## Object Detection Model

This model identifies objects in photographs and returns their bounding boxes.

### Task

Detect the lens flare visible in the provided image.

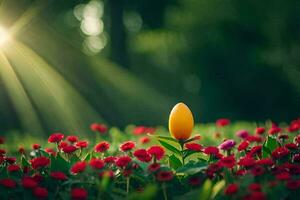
[0,26,11,45]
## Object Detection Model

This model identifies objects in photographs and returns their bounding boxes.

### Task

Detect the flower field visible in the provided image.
[0,103,300,200]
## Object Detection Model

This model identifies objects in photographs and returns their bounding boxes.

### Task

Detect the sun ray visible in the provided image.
[4,40,105,133]
[0,50,43,134]
[9,0,51,37]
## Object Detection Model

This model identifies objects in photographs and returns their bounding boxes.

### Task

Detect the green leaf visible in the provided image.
[158,140,181,155]
[50,154,69,173]
[84,152,93,161]
[211,180,225,199]
[262,136,279,158]
[176,161,207,175]
[21,155,30,168]
[128,184,157,200]
[169,154,182,170]
[148,134,178,143]
[199,179,212,200]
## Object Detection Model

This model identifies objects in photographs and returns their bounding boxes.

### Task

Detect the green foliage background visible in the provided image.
[0,0,299,135]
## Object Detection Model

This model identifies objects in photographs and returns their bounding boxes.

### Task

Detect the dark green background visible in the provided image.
[0,0,299,134]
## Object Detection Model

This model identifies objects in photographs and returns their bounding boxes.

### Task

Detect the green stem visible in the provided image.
[126,177,130,195]
[179,140,185,165]
[162,183,168,200]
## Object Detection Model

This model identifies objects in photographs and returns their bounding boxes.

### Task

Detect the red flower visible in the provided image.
[75,140,89,149]
[18,147,25,154]
[251,166,265,176]
[32,174,43,183]
[203,146,219,155]
[50,171,67,181]
[115,156,132,168]
[71,161,86,174]
[188,176,201,186]
[236,169,247,176]
[216,118,230,127]
[285,143,297,150]
[246,135,263,143]
[5,157,16,164]
[48,133,64,143]
[33,187,48,199]
[286,180,300,190]
[238,156,255,167]
[288,124,300,133]
[238,141,249,151]
[32,144,41,150]
[122,169,132,177]
[22,177,38,188]
[272,147,290,159]
[7,164,20,172]
[133,126,155,135]
[133,149,152,162]
[219,155,236,168]
[248,146,262,157]
[147,145,165,160]
[248,183,261,192]
[44,148,56,156]
[30,156,50,169]
[0,178,17,188]
[94,141,110,153]
[224,184,238,195]
[276,172,290,180]
[71,188,88,200]
[119,141,135,152]
[185,143,202,152]
[148,163,160,172]
[58,141,68,149]
[293,154,300,162]
[256,158,274,166]
[67,135,78,143]
[255,127,265,135]
[89,158,105,169]
[62,145,77,153]
[268,127,281,135]
[156,171,173,182]
[139,136,150,144]
[104,156,116,164]
[90,123,107,133]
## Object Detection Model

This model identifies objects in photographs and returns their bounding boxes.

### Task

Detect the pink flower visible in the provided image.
[236,130,249,139]
[219,140,236,150]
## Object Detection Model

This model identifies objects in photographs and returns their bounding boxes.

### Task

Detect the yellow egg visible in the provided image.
[168,102,194,140]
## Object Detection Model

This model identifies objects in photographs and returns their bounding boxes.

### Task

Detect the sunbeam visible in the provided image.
[2,40,105,133]
[0,51,43,134]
